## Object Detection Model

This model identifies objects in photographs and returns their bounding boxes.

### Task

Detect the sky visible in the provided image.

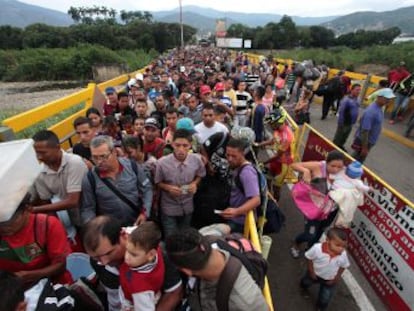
[18,0,414,17]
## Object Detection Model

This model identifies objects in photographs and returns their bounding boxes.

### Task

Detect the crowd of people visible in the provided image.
[0,46,398,311]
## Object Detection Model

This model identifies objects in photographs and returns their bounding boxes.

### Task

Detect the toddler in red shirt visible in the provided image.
[119,222,165,311]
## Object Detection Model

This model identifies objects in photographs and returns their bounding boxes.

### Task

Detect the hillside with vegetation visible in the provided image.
[0,0,72,27]
[322,6,414,35]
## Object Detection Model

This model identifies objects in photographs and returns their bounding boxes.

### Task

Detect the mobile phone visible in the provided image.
[214,209,223,214]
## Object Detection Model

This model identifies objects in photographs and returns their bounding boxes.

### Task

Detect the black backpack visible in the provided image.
[235,163,286,234]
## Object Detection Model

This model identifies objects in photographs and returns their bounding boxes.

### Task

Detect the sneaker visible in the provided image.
[290,246,300,259]
[389,120,395,125]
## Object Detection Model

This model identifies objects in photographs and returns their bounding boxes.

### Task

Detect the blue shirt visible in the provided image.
[338,95,360,125]
[356,102,384,145]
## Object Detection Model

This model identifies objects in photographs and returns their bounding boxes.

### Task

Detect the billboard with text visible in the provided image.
[216,38,243,48]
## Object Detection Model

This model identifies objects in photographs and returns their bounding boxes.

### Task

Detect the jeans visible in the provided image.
[234,114,247,127]
[322,94,336,119]
[295,209,338,248]
[161,213,192,238]
[301,270,336,310]
[391,93,410,120]
[333,124,353,151]
[351,145,372,164]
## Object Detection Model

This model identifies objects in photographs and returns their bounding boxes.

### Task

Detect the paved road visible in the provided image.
[266,104,414,311]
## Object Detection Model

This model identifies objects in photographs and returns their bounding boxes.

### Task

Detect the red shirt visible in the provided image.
[0,214,72,284]
[103,100,119,116]
[119,247,165,307]
[272,124,294,164]
[143,138,165,159]
[388,68,410,85]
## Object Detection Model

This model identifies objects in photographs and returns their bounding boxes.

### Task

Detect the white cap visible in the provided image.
[135,73,144,81]
[0,139,41,222]
[180,66,186,73]
[127,78,138,88]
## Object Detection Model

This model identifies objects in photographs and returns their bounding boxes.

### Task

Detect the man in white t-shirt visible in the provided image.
[300,227,350,311]
[195,103,229,144]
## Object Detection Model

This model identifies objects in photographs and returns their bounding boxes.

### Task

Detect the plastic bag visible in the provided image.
[291,181,335,220]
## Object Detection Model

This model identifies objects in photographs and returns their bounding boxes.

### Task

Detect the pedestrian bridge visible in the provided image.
[1,51,413,311]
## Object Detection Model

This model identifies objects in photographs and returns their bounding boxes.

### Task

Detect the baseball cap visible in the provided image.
[144,117,160,129]
[214,82,225,92]
[200,85,212,95]
[148,91,161,102]
[127,78,138,88]
[105,87,116,95]
[346,161,363,179]
[180,66,186,73]
[135,73,144,81]
[176,117,196,134]
[376,88,395,99]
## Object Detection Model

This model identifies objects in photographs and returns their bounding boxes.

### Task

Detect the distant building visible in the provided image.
[393,35,414,44]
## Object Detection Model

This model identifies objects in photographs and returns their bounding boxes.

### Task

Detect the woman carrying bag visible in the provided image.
[289,150,345,258]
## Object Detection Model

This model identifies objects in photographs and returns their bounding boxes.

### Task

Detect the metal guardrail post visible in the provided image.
[360,73,372,106]
[0,126,16,142]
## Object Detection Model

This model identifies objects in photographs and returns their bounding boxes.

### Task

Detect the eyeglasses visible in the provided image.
[91,152,112,162]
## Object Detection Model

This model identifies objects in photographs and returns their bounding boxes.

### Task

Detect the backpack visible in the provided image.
[32,279,75,311]
[184,233,267,311]
[235,163,286,234]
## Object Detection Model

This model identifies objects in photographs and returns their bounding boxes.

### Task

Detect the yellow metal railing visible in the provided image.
[1,67,147,147]
[283,107,300,183]
[244,211,275,311]
[2,84,95,133]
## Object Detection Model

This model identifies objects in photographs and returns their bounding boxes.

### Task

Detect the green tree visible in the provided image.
[227,23,250,37]
[120,10,153,24]
[255,23,278,49]
[0,26,23,49]
[335,27,401,48]
[22,24,69,48]
[277,15,298,48]
[68,6,81,23]
[309,26,335,48]
[67,6,117,24]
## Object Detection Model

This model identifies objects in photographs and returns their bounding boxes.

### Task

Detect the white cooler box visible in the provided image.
[0,139,41,221]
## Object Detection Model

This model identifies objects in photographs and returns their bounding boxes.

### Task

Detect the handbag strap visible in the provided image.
[94,168,141,213]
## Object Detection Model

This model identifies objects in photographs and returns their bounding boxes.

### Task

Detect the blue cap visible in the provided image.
[176,117,196,134]
[148,91,161,102]
[376,88,395,99]
[105,87,116,95]
[346,161,363,179]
